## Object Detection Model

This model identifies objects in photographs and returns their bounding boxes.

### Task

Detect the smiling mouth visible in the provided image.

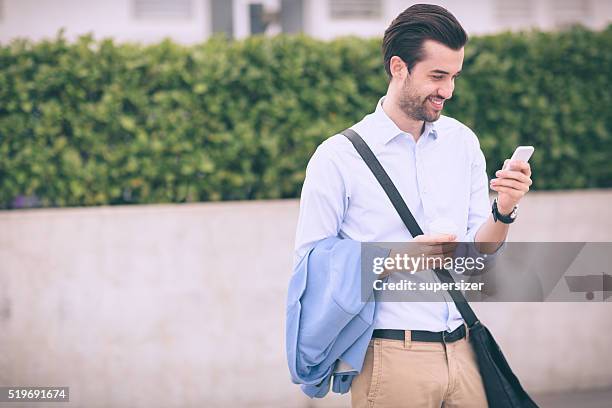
[427,96,445,110]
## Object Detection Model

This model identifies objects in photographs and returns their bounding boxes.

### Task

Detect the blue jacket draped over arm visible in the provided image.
[285,236,389,397]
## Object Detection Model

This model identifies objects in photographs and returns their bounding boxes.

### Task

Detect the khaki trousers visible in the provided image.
[351,326,488,408]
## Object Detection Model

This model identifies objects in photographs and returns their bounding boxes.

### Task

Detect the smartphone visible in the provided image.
[503,146,534,170]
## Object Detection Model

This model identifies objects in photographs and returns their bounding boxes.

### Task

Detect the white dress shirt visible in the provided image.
[293,96,495,332]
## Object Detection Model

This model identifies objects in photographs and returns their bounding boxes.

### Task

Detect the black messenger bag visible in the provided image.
[341,128,539,408]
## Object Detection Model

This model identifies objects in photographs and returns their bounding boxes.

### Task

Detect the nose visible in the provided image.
[438,79,455,100]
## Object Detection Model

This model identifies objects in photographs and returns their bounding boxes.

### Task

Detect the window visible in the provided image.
[329,0,382,20]
[132,0,193,20]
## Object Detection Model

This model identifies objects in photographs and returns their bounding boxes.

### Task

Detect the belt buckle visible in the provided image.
[442,330,447,344]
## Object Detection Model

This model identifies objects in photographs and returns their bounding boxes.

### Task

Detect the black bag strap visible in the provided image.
[341,128,480,328]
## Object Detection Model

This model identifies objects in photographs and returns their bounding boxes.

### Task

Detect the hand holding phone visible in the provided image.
[502,146,534,170]
[490,145,535,215]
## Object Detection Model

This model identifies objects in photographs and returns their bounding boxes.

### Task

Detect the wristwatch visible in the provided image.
[492,198,518,224]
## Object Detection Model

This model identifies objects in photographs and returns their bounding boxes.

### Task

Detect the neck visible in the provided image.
[382,95,425,142]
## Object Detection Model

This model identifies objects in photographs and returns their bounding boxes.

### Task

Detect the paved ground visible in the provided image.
[533,387,612,408]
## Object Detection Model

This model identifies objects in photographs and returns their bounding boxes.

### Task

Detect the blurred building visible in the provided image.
[0,0,611,44]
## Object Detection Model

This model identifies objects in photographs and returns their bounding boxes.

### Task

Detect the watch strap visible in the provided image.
[492,198,516,224]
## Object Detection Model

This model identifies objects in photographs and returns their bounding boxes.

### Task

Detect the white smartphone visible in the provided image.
[503,146,534,170]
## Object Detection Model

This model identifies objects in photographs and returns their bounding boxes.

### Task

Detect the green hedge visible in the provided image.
[0,26,610,208]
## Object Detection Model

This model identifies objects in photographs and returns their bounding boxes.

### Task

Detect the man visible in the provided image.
[292,4,532,407]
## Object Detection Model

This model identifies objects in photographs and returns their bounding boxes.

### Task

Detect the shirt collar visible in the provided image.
[372,96,438,145]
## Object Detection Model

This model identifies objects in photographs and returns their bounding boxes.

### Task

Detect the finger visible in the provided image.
[427,244,447,256]
[429,233,457,241]
[489,185,525,199]
[494,170,532,185]
[409,242,440,258]
[441,241,458,253]
[490,178,529,192]
[508,160,531,177]
[431,233,457,242]
[427,242,457,256]
[414,234,457,243]
[489,183,525,195]
[435,242,458,257]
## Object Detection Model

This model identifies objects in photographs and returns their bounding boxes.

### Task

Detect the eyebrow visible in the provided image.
[430,69,462,76]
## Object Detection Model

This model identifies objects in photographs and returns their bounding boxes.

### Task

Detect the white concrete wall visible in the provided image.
[0,189,611,407]
[303,0,612,40]
[0,0,211,44]
[2,0,610,45]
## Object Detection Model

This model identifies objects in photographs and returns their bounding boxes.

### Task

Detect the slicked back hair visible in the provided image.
[382,4,467,80]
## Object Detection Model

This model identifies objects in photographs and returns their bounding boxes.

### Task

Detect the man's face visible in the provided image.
[397,40,464,122]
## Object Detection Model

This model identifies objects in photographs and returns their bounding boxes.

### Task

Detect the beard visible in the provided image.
[398,77,442,123]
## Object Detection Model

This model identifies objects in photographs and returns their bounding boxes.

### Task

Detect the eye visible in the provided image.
[432,75,444,80]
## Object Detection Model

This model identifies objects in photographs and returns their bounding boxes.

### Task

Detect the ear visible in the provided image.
[389,56,407,81]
